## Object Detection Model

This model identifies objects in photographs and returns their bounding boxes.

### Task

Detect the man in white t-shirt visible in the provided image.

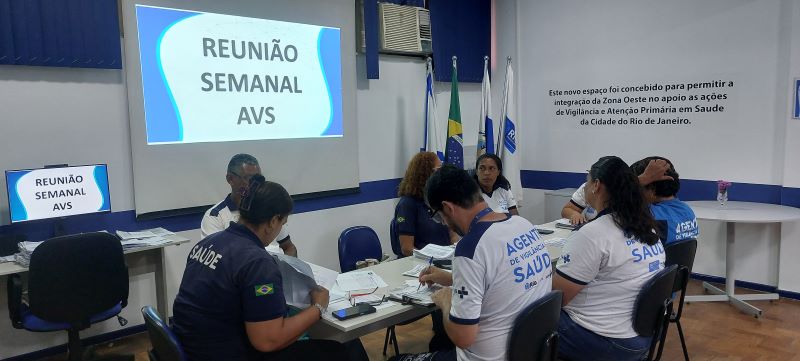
[200,154,297,256]
[392,165,552,361]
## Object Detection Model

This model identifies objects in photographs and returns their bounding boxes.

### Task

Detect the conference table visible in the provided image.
[684,201,800,318]
[308,220,571,342]
[0,233,189,319]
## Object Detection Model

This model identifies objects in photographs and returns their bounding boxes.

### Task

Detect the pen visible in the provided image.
[418,256,434,291]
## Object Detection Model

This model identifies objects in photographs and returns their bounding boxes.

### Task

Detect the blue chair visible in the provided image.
[389,218,403,258]
[142,306,187,361]
[7,232,129,361]
[337,226,383,272]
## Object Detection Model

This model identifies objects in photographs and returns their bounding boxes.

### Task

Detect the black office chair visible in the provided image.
[142,306,187,361]
[633,265,678,361]
[507,290,563,361]
[0,234,25,257]
[657,239,698,361]
[7,232,130,361]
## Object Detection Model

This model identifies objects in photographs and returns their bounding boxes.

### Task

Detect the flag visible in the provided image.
[445,57,464,168]
[477,56,494,156]
[497,60,522,201]
[423,59,445,161]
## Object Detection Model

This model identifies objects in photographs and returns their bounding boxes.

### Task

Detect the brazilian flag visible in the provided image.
[255,284,274,296]
[445,58,464,169]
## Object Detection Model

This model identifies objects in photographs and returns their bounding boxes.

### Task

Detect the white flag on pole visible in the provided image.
[424,58,445,161]
[497,59,522,202]
[477,56,494,156]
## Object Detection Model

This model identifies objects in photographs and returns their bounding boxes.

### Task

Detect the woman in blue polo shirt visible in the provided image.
[395,151,452,257]
[172,176,362,361]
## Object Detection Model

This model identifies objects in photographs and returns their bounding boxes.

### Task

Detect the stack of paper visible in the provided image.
[413,244,455,261]
[388,282,441,306]
[402,264,428,277]
[14,241,43,267]
[117,228,174,250]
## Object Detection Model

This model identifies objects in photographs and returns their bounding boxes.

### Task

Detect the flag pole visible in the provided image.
[423,57,433,152]
[497,56,512,154]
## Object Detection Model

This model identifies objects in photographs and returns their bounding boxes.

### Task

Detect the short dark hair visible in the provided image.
[424,164,482,211]
[629,156,680,197]
[227,153,259,175]
[239,175,293,224]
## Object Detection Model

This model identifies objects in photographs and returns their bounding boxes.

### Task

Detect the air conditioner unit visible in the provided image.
[378,2,432,55]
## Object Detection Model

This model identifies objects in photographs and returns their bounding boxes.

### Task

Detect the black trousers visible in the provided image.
[263,339,368,361]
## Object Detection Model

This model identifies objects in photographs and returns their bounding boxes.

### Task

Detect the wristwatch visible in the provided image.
[312,303,326,317]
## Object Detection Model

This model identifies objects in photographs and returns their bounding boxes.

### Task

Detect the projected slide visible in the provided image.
[5,165,111,223]
[135,5,343,145]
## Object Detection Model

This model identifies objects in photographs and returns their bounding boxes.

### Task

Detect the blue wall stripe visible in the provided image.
[0,178,402,242]
[521,170,798,206]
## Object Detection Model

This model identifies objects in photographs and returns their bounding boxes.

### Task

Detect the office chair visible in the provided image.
[0,234,25,257]
[632,265,678,361]
[507,290,563,361]
[337,226,383,272]
[7,232,130,361]
[389,218,404,258]
[142,306,187,361]
[657,239,698,361]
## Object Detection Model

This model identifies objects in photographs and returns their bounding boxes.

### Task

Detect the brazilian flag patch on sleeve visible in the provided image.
[255,284,274,296]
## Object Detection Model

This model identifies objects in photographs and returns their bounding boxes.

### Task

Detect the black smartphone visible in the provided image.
[332,303,377,321]
[536,228,555,234]
[433,259,452,269]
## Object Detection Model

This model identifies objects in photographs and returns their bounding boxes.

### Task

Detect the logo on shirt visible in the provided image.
[255,284,274,296]
[456,286,469,299]
[561,254,571,264]
[648,260,661,272]
[396,216,405,223]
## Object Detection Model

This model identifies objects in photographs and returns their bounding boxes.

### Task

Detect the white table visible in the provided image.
[0,234,189,319]
[684,201,800,317]
[308,221,569,342]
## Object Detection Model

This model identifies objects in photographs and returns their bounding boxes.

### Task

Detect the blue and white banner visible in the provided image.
[477,57,494,156]
[135,5,343,145]
[5,165,111,223]
[424,59,445,160]
[498,61,522,202]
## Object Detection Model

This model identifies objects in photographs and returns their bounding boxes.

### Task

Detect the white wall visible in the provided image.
[511,0,800,290]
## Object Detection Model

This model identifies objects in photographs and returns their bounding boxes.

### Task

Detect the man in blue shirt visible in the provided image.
[630,157,699,244]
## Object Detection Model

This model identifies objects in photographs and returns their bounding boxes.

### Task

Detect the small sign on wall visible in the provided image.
[794,79,800,118]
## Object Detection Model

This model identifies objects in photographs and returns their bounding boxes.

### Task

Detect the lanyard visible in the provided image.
[469,207,494,232]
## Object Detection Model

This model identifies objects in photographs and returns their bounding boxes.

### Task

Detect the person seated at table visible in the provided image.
[630,156,699,245]
[561,158,673,225]
[553,156,666,361]
[394,151,455,351]
[395,152,454,257]
[173,176,366,361]
[392,165,553,361]
[201,153,297,256]
[472,153,519,215]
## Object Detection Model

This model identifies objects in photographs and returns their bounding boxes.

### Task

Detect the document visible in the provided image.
[413,244,455,261]
[543,238,567,248]
[388,283,441,306]
[336,270,388,292]
[120,236,170,250]
[274,254,319,308]
[402,264,428,277]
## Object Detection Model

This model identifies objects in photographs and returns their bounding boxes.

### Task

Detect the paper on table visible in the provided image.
[388,283,440,306]
[543,238,567,248]
[336,270,388,292]
[413,244,455,260]
[402,264,427,277]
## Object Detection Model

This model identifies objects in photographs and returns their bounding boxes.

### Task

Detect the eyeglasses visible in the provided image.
[426,206,444,224]
[347,287,387,306]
